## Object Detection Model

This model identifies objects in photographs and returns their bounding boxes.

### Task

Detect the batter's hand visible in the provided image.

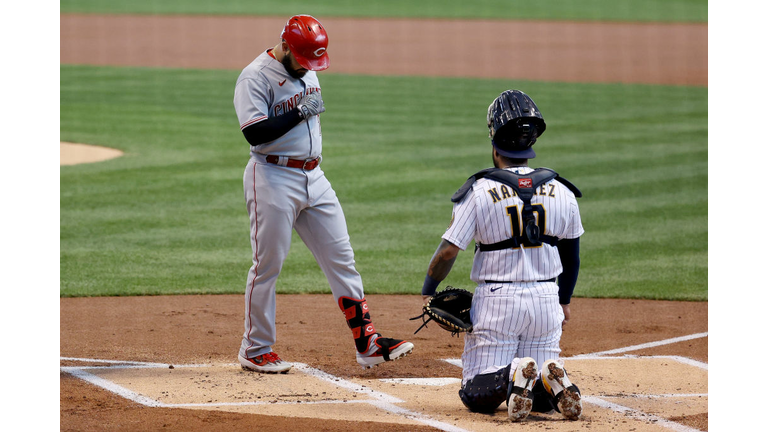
[561,304,571,329]
[297,91,325,119]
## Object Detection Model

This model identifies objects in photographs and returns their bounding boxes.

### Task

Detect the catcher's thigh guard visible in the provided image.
[459,365,511,413]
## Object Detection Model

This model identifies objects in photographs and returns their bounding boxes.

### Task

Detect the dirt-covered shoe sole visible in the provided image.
[542,359,582,420]
[507,357,538,421]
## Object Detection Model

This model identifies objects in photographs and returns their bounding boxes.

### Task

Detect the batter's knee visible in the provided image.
[458,365,511,413]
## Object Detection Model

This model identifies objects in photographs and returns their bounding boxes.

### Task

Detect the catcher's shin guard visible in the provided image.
[458,365,511,413]
[338,297,377,354]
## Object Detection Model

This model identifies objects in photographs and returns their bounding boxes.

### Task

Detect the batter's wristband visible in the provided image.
[422,274,441,296]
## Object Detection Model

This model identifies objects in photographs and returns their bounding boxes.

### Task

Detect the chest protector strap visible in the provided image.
[451,167,581,251]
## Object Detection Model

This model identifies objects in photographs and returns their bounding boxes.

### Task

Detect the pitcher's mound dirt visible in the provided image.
[61,142,123,165]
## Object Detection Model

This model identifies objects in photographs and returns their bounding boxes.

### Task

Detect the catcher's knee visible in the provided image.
[458,365,511,413]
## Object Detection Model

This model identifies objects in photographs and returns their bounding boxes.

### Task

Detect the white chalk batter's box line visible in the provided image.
[61,332,708,432]
[61,360,469,432]
[441,331,709,370]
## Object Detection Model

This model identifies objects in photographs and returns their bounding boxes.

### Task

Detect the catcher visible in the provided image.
[418,90,584,422]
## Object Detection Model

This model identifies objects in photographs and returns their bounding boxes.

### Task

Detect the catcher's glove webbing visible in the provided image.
[410,287,473,335]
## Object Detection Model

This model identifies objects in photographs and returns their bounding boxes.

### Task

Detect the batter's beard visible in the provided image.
[281,56,307,79]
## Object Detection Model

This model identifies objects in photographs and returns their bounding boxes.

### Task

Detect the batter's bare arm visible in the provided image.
[422,239,461,303]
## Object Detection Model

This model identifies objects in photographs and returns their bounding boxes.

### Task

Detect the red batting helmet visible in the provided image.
[281,15,330,71]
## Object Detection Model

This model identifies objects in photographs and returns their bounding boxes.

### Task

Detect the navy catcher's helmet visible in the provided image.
[487,90,546,159]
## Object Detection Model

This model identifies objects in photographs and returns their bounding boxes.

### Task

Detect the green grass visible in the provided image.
[60,65,707,300]
[61,0,708,23]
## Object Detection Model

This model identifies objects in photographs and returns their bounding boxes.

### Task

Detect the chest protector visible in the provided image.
[451,167,581,251]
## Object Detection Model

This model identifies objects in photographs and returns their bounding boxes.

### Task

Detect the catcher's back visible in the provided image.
[443,166,583,284]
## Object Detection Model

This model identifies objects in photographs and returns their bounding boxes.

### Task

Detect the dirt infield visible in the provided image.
[61,295,707,431]
[60,13,708,431]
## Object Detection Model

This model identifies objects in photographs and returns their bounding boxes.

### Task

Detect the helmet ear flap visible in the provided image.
[493,119,541,149]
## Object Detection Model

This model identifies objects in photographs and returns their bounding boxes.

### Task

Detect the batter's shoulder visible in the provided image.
[302,70,320,87]
[237,51,279,84]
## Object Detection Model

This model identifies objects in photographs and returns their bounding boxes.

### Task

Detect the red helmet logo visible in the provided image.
[281,15,330,71]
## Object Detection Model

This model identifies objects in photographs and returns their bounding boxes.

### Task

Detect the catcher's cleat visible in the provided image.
[507,357,538,421]
[356,335,414,369]
[238,352,292,374]
[541,359,582,420]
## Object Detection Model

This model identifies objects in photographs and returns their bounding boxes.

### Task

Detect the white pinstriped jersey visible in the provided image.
[443,166,584,283]
[234,49,322,158]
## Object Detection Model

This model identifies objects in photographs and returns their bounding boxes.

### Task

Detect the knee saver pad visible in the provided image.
[458,365,510,413]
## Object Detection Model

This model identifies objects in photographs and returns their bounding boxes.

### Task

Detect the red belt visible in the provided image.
[265,155,320,170]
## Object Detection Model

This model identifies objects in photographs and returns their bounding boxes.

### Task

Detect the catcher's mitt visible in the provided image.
[410,287,473,335]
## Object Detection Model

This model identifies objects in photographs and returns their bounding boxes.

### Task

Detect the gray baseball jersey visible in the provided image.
[443,166,584,383]
[234,50,322,158]
[234,49,366,360]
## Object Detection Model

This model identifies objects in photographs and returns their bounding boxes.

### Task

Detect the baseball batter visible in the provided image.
[421,90,584,421]
[233,15,413,373]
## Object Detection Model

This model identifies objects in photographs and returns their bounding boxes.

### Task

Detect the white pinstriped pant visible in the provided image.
[461,281,564,384]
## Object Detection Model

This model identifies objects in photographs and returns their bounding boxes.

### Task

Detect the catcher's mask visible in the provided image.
[281,15,330,71]
[487,90,546,159]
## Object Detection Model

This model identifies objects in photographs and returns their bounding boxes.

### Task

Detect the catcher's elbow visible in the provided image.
[440,240,461,259]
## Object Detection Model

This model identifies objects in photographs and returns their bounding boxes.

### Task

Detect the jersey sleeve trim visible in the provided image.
[240,115,268,130]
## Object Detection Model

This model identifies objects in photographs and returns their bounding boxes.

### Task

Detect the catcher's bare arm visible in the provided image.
[422,239,461,298]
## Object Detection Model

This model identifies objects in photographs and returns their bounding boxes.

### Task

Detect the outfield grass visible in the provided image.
[60,0,708,23]
[60,65,707,300]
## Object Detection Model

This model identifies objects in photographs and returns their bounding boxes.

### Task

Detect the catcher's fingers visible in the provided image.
[422,295,432,306]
